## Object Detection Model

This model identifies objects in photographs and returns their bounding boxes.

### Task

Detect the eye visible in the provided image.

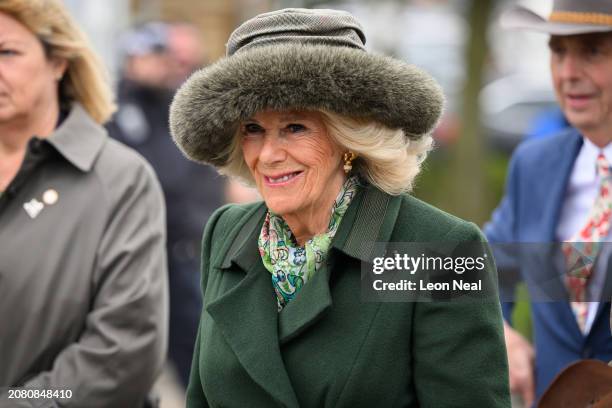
[585,45,602,57]
[548,39,565,57]
[243,123,264,135]
[549,44,564,56]
[286,123,306,133]
[0,49,18,56]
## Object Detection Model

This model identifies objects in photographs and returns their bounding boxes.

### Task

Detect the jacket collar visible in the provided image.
[46,104,106,172]
[209,184,400,406]
[331,183,401,260]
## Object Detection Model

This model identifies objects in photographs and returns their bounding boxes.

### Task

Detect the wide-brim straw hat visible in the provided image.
[169,8,444,167]
[501,0,612,35]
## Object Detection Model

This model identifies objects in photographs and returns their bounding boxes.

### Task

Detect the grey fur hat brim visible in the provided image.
[170,43,444,167]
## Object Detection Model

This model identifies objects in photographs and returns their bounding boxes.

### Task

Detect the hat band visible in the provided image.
[549,11,612,26]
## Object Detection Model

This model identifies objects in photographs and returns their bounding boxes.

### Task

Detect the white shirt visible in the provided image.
[557,137,612,334]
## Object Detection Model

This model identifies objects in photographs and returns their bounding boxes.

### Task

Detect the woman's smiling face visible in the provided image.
[240,110,346,219]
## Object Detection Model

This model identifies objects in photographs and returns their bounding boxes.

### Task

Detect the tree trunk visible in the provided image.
[445,0,494,225]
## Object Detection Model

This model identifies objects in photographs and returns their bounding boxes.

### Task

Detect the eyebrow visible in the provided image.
[0,39,27,47]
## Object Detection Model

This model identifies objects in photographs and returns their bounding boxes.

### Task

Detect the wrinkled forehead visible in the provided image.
[243,109,324,122]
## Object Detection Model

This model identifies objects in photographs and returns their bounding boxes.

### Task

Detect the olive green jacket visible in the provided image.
[187,185,511,407]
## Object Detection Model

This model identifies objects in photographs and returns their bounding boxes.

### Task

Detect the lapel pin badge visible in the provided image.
[43,189,59,205]
[23,198,44,219]
[23,188,59,219]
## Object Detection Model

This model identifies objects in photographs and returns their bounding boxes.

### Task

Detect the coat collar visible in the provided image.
[209,184,400,406]
[331,183,401,261]
[46,104,106,172]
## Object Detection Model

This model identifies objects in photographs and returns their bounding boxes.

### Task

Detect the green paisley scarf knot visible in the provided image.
[258,176,359,311]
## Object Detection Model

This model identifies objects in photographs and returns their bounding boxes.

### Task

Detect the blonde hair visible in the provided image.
[0,0,115,124]
[220,110,433,196]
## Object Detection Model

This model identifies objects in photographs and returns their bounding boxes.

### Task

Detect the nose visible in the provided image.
[259,131,287,164]
[556,52,583,81]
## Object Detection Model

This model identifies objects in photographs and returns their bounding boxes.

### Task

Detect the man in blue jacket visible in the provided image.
[485,1,612,405]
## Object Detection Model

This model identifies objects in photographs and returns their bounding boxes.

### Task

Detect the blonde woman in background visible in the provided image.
[0,1,167,407]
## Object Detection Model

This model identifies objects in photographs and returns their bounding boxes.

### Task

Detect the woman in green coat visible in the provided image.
[170,8,510,408]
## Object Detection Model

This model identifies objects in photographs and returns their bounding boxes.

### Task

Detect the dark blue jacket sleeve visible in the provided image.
[484,152,523,324]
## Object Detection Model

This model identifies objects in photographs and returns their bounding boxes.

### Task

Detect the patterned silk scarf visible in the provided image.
[258,176,359,311]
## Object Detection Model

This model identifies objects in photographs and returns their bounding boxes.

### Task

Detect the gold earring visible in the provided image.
[343,151,356,174]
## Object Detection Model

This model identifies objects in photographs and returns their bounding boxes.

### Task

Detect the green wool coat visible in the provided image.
[187,184,511,407]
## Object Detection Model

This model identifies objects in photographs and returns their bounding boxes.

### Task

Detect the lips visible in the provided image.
[564,93,595,110]
[264,171,303,186]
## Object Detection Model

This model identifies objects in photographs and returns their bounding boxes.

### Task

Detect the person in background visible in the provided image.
[486,0,612,405]
[107,22,226,387]
[0,1,167,407]
[171,8,510,407]
[166,22,206,89]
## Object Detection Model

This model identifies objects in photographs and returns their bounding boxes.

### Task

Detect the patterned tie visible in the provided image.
[562,152,612,333]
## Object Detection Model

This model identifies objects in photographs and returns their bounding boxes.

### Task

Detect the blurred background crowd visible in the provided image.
[67,0,559,223]
[63,0,558,406]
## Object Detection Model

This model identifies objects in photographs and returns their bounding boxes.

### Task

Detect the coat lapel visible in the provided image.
[588,265,612,336]
[278,261,333,345]
[539,130,583,240]
[521,132,582,310]
[207,205,300,408]
[332,184,401,260]
[278,184,400,344]
[593,301,612,329]
[592,224,612,329]
[539,131,587,336]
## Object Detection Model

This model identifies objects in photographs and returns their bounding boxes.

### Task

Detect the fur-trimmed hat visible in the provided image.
[169,8,445,167]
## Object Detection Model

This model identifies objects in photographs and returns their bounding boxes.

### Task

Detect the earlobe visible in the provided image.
[53,58,68,81]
